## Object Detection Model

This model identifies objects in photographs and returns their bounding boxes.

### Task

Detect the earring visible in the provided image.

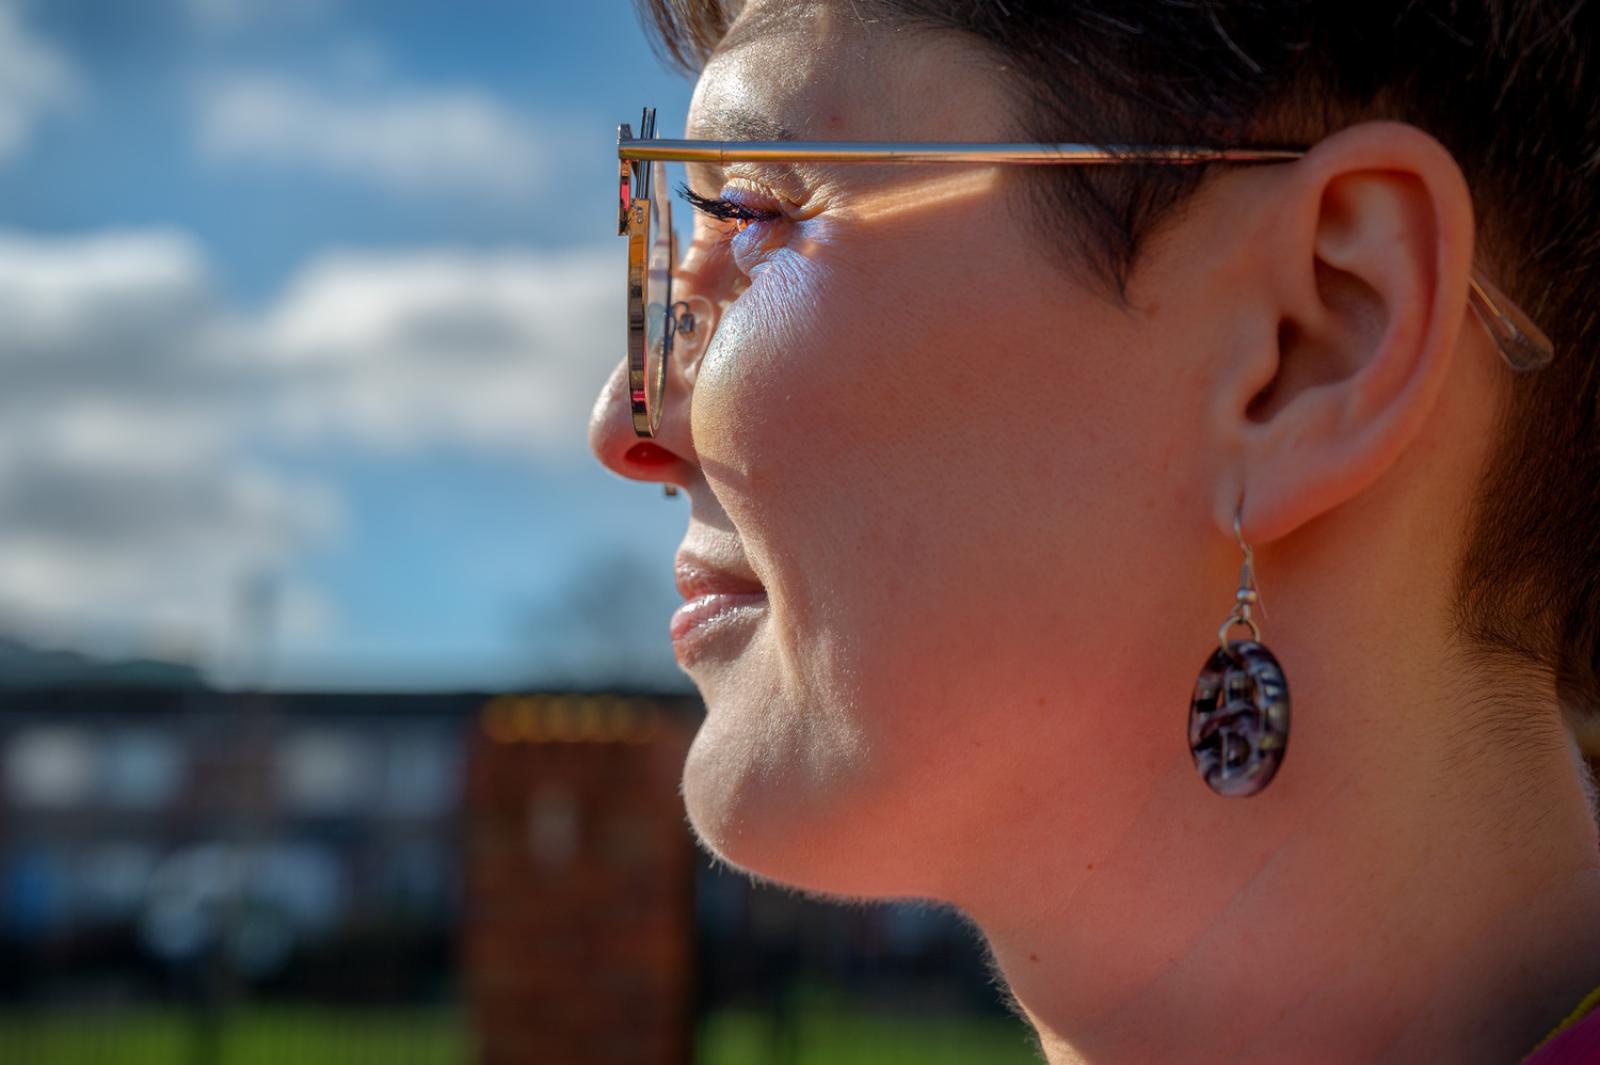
[1187,500,1292,798]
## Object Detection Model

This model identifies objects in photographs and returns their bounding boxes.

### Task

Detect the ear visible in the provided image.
[1211,121,1477,544]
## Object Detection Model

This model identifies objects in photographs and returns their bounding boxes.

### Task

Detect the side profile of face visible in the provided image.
[592,0,1428,904]
[587,5,1600,1059]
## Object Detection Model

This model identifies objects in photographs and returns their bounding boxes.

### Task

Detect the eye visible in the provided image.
[676,183,784,239]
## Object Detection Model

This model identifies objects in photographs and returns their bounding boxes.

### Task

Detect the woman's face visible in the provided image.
[592,0,1226,900]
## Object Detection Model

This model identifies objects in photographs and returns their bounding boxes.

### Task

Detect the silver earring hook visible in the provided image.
[1232,501,1266,621]
[1218,495,1265,654]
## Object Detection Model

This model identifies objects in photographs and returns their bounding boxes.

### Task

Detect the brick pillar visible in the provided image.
[465,694,698,1065]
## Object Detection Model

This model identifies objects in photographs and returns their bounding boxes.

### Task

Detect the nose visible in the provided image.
[589,360,693,489]
[588,294,715,491]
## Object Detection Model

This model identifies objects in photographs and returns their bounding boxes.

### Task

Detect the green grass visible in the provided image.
[695,982,1042,1065]
[0,1000,1040,1065]
[0,1007,471,1065]
[696,1008,1042,1065]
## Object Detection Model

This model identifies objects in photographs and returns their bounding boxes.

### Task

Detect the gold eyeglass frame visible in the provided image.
[618,106,1554,439]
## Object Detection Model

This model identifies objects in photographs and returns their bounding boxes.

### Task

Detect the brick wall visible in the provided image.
[465,695,698,1065]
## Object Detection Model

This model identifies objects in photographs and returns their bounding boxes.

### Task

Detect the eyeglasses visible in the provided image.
[617,105,1554,439]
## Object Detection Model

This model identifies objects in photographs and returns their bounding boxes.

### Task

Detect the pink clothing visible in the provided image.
[1522,994,1600,1064]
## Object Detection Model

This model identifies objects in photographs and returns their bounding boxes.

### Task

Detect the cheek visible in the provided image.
[695,222,1151,571]
[703,221,1173,612]
[688,218,1212,811]
[691,237,924,600]
[691,245,833,459]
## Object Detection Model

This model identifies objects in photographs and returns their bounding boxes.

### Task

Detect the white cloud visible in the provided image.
[260,247,612,453]
[0,227,616,669]
[196,74,542,199]
[0,1,84,166]
[0,230,214,357]
[0,463,342,640]
[0,230,336,662]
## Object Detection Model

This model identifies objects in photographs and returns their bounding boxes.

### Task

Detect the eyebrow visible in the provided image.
[688,104,796,142]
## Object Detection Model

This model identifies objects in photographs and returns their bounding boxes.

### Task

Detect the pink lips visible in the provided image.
[671,554,766,645]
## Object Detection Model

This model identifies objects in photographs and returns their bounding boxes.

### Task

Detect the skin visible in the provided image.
[589,2,1600,1061]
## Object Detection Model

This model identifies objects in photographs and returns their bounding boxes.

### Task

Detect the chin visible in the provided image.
[677,687,929,901]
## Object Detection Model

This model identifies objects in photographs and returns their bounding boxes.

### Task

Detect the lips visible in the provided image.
[674,554,765,600]
[671,552,767,649]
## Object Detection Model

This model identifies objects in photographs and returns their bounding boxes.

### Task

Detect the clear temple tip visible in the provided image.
[1467,268,1554,374]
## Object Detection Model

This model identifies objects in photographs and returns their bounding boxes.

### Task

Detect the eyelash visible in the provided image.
[676,182,782,234]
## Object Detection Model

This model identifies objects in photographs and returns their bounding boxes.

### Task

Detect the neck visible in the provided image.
[956,601,1600,1064]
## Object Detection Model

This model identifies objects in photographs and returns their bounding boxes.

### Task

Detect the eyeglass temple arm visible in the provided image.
[619,131,1555,374]
[619,138,1304,165]
[1467,268,1553,373]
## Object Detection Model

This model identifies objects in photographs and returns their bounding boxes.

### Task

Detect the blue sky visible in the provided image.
[0,0,703,690]
[4,0,694,301]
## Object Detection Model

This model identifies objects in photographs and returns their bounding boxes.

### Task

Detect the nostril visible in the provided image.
[625,441,677,468]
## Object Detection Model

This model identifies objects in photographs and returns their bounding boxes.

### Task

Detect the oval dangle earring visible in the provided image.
[1187,501,1291,798]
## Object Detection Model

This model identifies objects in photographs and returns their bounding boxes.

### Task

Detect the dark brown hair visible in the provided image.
[635,0,1600,760]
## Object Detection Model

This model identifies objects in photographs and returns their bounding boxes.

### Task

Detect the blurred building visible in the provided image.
[0,682,1024,1064]
[0,686,468,1003]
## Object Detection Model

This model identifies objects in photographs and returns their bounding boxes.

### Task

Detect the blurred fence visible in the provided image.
[0,686,1035,1065]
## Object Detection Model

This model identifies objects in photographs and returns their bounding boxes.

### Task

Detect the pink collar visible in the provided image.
[1522,988,1600,1064]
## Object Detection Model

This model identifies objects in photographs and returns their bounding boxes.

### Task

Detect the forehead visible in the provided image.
[686,0,1012,142]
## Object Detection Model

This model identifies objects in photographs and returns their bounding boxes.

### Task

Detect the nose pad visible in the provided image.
[669,294,718,388]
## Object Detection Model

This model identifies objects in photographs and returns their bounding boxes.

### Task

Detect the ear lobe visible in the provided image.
[1220,122,1476,544]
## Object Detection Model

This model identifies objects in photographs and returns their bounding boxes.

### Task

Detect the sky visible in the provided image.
[0,0,701,690]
